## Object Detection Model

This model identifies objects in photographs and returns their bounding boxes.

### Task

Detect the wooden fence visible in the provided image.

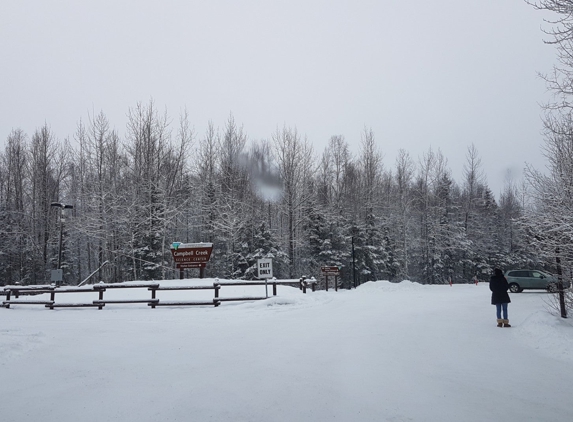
[1,281,282,310]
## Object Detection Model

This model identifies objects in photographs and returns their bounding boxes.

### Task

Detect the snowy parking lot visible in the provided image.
[1,280,572,422]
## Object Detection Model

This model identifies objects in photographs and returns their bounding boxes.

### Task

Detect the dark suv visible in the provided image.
[504,270,571,293]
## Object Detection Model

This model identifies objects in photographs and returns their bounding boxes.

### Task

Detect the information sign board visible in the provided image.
[170,243,213,264]
[321,265,340,275]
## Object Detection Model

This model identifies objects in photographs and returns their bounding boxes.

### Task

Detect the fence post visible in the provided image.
[98,288,105,310]
[50,289,55,310]
[273,282,277,296]
[150,288,157,309]
[4,289,11,308]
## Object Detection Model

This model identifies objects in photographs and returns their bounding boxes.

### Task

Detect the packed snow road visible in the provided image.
[1,280,572,422]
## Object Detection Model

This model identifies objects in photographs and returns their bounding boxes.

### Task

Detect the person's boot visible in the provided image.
[497,319,503,327]
[503,319,511,327]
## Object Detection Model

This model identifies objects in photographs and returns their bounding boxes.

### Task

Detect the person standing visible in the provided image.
[490,268,511,327]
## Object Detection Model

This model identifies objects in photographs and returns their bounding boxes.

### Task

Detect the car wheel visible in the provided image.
[509,283,522,293]
[547,283,558,293]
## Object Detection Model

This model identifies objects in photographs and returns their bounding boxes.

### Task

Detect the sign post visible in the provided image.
[321,265,341,291]
[257,258,273,298]
[170,242,213,279]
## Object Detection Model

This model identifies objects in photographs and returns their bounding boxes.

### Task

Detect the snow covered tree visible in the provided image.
[458,144,489,280]
[193,120,219,248]
[0,129,29,284]
[71,113,130,283]
[209,114,252,278]
[273,126,315,277]
[409,148,458,283]
[242,220,289,280]
[0,104,548,286]
[359,127,383,220]
[525,0,573,316]
[524,114,573,266]
[391,149,416,279]
[124,101,191,280]
[526,1,573,111]
[30,125,69,284]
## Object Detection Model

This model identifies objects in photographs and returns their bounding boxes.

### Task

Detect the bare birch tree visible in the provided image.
[359,127,383,218]
[273,126,315,277]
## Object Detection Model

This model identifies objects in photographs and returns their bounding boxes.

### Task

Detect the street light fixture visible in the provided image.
[51,202,74,284]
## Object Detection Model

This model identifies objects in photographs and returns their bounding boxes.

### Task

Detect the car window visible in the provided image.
[510,271,528,277]
[531,271,544,278]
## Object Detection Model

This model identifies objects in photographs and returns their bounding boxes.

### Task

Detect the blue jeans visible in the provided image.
[496,303,508,319]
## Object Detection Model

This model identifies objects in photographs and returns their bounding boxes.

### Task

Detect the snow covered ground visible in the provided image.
[1,279,572,422]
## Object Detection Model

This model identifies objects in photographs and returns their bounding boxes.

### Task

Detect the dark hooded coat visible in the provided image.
[490,270,511,305]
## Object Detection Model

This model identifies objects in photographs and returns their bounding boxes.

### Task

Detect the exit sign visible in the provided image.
[257,258,273,279]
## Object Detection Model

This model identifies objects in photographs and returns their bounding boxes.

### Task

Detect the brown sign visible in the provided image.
[171,242,213,264]
[321,266,340,275]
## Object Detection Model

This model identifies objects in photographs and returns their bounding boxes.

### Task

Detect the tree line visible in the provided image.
[1,102,550,287]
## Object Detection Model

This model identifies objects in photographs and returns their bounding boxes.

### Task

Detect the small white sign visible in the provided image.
[51,269,63,282]
[257,258,273,279]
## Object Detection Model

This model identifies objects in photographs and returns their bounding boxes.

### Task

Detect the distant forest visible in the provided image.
[3,101,568,287]
[3,1,573,289]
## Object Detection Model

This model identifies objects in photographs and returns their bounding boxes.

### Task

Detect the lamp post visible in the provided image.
[51,202,73,284]
[352,236,356,288]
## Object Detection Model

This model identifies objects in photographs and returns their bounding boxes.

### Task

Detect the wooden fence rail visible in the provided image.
[1,281,281,310]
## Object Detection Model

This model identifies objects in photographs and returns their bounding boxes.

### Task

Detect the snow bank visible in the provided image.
[356,279,427,292]
[2,279,572,422]
[517,309,573,363]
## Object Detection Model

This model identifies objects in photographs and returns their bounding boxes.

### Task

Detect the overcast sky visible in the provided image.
[0,0,558,196]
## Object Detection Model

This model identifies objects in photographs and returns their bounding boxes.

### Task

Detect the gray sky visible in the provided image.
[0,0,558,196]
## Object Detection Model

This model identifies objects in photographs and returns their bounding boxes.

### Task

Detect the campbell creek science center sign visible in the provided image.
[170,243,213,277]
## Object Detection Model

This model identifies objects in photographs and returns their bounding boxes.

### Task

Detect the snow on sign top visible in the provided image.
[171,242,213,250]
